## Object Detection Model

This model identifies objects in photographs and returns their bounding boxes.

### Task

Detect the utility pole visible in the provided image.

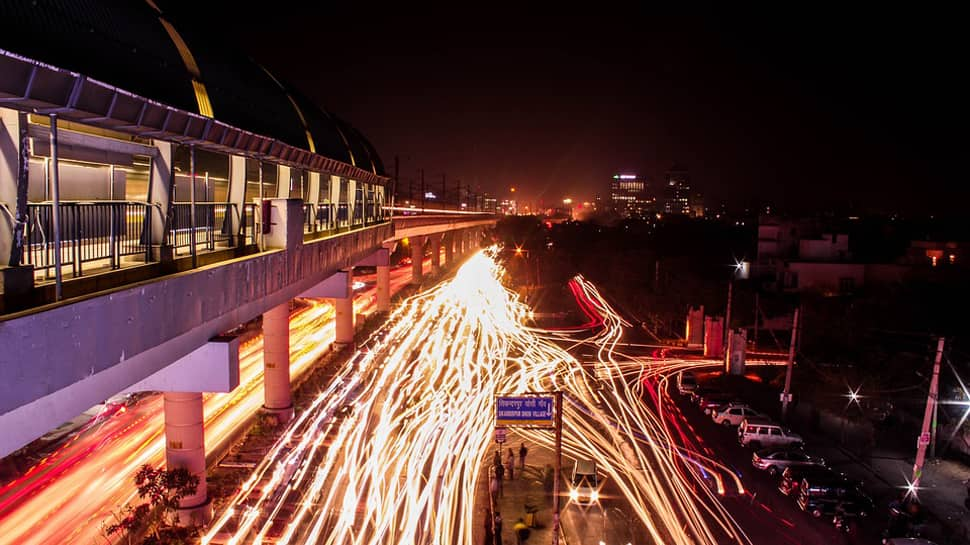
[781,308,800,421]
[552,390,562,545]
[753,292,760,349]
[912,337,944,492]
[392,155,399,217]
[723,279,733,366]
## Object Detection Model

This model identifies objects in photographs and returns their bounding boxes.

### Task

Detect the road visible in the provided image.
[199,252,760,544]
[0,263,416,545]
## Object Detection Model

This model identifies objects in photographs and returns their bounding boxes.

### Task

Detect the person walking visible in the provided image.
[493,511,504,545]
[513,517,530,544]
[493,448,502,468]
[490,472,500,502]
[518,442,528,471]
[483,508,494,545]
[506,448,515,480]
[494,460,505,497]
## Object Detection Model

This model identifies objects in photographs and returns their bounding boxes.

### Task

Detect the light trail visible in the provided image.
[202,251,753,545]
[0,265,415,545]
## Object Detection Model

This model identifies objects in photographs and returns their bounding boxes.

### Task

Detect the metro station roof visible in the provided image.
[0,0,384,177]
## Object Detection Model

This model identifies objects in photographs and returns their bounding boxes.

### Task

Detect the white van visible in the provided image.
[569,459,599,505]
[738,417,804,449]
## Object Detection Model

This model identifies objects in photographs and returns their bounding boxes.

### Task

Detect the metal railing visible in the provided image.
[24,201,154,278]
[304,203,338,234]
[168,202,238,254]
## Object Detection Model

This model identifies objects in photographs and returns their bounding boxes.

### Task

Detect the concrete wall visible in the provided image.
[0,222,391,457]
[785,262,865,292]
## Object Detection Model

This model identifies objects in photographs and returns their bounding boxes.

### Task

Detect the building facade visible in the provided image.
[610,173,654,219]
[664,165,690,215]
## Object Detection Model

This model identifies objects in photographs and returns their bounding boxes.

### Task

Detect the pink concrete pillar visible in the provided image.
[263,302,294,422]
[334,269,355,345]
[163,392,211,522]
[376,264,391,312]
[411,237,424,284]
[430,235,441,276]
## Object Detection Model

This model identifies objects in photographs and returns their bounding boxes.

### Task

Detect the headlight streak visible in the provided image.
[201,251,752,545]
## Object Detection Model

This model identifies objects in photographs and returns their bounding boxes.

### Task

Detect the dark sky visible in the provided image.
[179,4,965,215]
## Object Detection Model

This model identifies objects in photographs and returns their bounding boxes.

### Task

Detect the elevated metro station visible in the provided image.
[0,0,496,522]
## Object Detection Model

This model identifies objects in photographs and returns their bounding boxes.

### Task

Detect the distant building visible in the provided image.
[483,194,498,213]
[690,192,705,218]
[610,173,654,219]
[498,199,517,215]
[664,165,691,215]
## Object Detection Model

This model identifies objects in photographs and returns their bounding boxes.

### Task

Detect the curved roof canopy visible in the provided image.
[0,0,383,176]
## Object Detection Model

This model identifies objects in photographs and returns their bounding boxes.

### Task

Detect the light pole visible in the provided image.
[911,337,945,495]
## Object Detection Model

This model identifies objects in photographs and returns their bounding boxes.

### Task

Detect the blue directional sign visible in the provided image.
[495,396,555,428]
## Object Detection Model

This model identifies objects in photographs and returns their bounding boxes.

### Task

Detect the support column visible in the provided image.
[376,264,391,312]
[334,269,355,345]
[430,235,441,276]
[411,236,424,285]
[457,230,465,256]
[163,392,211,523]
[263,302,294,423]
[228,155,247,246]
[444,232,454,266]
[149,141,174,261]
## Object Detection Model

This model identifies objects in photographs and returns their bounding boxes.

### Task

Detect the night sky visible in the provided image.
[177,4,964,215]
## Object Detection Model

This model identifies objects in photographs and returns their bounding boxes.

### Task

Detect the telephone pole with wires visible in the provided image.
[911,337,945,494]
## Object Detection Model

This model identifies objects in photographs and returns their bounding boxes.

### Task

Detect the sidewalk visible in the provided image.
[705,371,970,544]
[790,402,970,544]
[475,429,558,545]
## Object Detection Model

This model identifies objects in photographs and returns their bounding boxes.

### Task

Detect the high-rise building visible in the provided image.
[610,173,655,219]
[664,165,691,215]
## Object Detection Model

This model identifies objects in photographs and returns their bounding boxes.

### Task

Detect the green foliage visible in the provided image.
[103,464,199,545]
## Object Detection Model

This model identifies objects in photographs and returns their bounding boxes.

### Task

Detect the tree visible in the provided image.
[104,465,199,544]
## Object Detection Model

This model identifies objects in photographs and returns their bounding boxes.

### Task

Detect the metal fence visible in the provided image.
[24,201,154,278]
[168,202,239,254]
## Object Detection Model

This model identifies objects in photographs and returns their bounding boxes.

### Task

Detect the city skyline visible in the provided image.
[162,3,964,216]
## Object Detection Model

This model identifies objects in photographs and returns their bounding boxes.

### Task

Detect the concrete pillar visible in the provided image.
[727,328,747,375]
[149,141,174,256]
[430,235,441,276]
[444,233,454,265]
[263,302,294,422]
[376,264,391,312]
[277,165,291,199]
[0,108,24,265]
[686,305,704,348]
[457,230,465,256]
[334,269,355,345]
[163,392,211,523]
[411,236,424,284]
[228,155,246,246]
[704,316,724,358]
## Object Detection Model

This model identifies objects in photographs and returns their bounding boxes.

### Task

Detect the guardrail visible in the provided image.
[24,201,154,278]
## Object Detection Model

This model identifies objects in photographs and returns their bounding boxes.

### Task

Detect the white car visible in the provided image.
[712,405,765,426]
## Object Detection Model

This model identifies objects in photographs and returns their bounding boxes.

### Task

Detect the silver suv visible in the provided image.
[738,418,804,449]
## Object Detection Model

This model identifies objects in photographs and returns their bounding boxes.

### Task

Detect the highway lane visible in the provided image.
[201,252,756,545]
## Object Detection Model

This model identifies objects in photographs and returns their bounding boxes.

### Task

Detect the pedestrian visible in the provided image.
[483,508,494,545]
[506,448,515,480]
[490,473,499,501]
[493,511,503,545]
[494,461,505,497]
[493,448,502,468]
[513,517,530,544]
[518,442,528,471]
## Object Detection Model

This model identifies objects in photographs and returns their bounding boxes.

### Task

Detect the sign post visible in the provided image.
[494,392,560,545]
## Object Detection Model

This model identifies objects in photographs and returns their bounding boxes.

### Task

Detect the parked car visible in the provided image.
[796,472,871,518]
[568,459,599,505]
[676,372,697,395]
[738,418,803,449]
[778,465,841,497]
[713,405,765,427]
[688,386,719,404]
[882,539,938,545]
[698,393,737,415]
[752,448,825,476]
